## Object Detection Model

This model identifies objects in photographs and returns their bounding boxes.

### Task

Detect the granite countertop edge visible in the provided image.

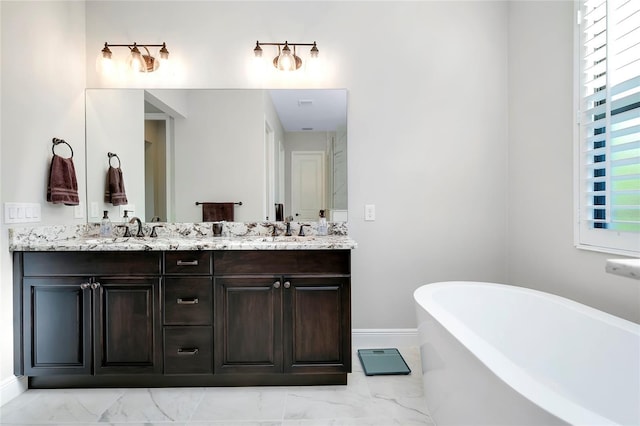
[9,236,358,252]
[8,223,357,252]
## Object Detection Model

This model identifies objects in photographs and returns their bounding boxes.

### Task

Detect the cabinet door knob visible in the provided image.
[80,282,91,289]
[91,282,101,289]
[273,281,281,289]
[283,281,291,289]
[177,348,199,355]
[177,297,199,305]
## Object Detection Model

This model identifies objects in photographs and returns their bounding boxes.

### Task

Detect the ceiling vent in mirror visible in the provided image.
[253,40,318,72]
[97,42,169,74]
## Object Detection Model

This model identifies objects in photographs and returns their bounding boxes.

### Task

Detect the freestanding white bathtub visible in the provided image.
[414,281,640,426]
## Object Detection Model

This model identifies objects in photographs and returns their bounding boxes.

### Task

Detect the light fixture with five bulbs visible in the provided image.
[253,40,319,72]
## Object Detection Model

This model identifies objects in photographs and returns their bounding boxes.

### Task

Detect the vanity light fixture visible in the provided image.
[253,40,318,72]
[98,42,170,74]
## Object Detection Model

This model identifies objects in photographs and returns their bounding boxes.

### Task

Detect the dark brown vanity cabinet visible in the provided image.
[15,252,162,377]
[14,248,352,387]
[213,250,351,382]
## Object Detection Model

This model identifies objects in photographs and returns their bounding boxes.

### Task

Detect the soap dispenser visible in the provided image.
[100,210,112,237]
[317,209,328,236]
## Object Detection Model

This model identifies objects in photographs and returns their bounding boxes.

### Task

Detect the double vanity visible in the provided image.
[10,222,356,388]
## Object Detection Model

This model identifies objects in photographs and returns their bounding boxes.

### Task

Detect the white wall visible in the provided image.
[85,1,511,330]
[507,1,640,323]
[173,90,265,222]
[0,0,86,398]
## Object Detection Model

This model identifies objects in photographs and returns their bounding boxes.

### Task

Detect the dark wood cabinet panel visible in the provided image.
[164,326,213,374]
[94,277,161,375]
[214,250,350,275]
[214,277,282,374]
[165,251,212,275]
[163,277,212,325]
[22,251,161,276]
[213,250,351,378]
[284,277,351,373]
[22,277,92,376]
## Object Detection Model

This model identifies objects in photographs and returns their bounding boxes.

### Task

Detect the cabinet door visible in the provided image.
[214,276,282,374]
[93,277,162,374]
[23,277,92,375]
[283,276,351,374]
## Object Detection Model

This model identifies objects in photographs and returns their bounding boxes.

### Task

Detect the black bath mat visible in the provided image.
[357,348,411,376]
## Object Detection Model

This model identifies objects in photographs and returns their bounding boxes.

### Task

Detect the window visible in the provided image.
[576,0,640,256]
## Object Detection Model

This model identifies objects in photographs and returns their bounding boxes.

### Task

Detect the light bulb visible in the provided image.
[277,43,295,71]
[96,43,113,74]
[128,44,146,72]
[253,41,263,59]
[157,43,170,71]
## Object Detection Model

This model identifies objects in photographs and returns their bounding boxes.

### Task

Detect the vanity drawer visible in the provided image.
[22,252,161,276]
[163,326,213,374]
[214,250,351,275]
[164,277,212,325]
[164,251,212,274]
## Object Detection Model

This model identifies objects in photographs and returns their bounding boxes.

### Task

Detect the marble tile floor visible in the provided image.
[0,347,434,426]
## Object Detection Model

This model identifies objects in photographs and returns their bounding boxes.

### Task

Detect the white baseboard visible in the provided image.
[352,328,418,349]
[0,375,27,407]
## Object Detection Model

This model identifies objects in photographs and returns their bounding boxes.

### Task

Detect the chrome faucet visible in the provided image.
[129,217,145,237]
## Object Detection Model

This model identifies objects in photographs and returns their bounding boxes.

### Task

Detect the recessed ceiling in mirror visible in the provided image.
[268,89,347,132]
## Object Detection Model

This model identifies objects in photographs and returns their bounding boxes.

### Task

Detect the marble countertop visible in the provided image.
[11,235,357,251]
[9,222,357,251]
[605,258,640,280]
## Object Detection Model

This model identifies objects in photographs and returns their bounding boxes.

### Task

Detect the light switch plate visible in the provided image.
[4,202,41,224]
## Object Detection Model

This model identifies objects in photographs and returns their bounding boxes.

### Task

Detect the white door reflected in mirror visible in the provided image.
[291,151,325,222]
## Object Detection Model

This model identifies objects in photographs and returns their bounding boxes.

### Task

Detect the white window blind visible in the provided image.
[577,0,640,255]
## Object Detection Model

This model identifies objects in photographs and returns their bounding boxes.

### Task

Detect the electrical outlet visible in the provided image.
[90,202,100,218]
[364,204,375,221]
[74,205,84,219]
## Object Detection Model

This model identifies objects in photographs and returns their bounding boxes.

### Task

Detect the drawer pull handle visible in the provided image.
[177,348,199,355]
[177,297,199,305]
[176,260,199,266]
